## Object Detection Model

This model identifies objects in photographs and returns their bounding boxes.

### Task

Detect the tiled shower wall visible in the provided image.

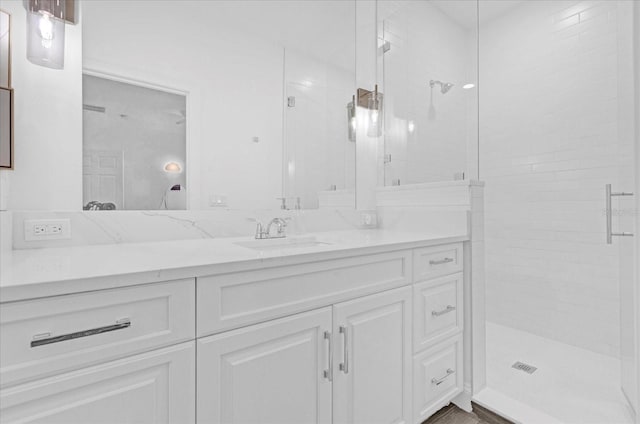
[379,1,478,186]
[480,0,634,356]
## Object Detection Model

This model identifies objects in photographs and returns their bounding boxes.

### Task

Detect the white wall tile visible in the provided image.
[480,0,633,357]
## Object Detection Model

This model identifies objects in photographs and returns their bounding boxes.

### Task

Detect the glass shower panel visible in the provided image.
[282,1,356,210]
[378,0,478,186]
[479,0,637,421]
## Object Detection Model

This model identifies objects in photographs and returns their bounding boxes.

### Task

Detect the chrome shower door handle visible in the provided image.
[339,326,349,374]
[606,184,634,244]
[606,184,612,243]
[323,331,332,381]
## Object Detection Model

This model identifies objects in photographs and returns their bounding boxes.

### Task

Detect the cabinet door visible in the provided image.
[333,287,412,424]
[0,342,195,424]
[198,307,332,424]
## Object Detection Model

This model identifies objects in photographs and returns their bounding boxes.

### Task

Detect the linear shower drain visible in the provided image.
[512,361,537,374]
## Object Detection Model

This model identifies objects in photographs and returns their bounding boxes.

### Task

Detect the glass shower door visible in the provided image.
[478,0,637,422]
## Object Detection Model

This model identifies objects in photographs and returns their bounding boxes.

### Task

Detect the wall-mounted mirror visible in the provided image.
[82,74,187,210]
[82,0,356,210]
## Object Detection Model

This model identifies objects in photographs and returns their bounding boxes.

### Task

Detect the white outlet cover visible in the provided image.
[359,212,378,228]
[24,219,72,241]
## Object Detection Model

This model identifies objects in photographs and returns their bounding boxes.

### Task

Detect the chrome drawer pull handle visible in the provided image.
[323,331,333,381]
[429,257,454,265]
[30,318,131,348]
[339,326,349,374]
[431,368,455,386]
[432,305,456,317]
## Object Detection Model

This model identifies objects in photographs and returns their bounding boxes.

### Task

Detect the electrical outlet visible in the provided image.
[24,219,72,241]
[359,212,378,229]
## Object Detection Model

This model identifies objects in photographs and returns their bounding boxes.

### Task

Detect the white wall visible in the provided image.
[0,0,83,210]
[378,1,478,186]
[480,0,633,356]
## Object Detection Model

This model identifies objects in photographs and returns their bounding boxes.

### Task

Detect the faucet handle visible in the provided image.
[276,197,287,210]
[280,217,293,229]
[275,218,288,235]
[255,222,266,239]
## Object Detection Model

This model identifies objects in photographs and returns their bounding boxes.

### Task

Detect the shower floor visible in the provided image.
[474,322,633,424]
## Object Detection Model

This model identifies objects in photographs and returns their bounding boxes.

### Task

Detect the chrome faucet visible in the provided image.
[255,217,289,239]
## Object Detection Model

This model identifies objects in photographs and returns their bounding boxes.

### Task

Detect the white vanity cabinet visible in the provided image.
[0,239,467,424]
[411,245,465,423]
[0,342,195,424]
[197,308,333,424]
[0,279,195,387]
[0,279,197,424]
[332,286,412,424]
[197,286,413,424]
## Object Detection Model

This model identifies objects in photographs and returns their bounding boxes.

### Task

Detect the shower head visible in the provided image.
[429,80,454,94]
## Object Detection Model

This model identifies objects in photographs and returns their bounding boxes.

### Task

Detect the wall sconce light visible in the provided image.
[164,161,182,173]
[357,85,383,137]
[27,0,65,69]
[347,95,356,142]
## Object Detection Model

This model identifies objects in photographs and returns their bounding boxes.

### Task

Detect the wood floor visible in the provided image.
[423,402,514,424]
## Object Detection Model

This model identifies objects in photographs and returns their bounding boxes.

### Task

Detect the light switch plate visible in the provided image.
[24,219,72,241]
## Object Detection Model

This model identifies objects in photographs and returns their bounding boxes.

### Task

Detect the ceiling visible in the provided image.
[430,0,526,29]
[83,75,186,128]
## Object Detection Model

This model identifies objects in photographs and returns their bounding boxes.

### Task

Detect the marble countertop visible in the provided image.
[0,230,468,302]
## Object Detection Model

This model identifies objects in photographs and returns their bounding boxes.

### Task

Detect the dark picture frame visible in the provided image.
[0,9,11,169]
[0,87,13,169]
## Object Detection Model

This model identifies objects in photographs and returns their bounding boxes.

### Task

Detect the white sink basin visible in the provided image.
[235,236,331,251]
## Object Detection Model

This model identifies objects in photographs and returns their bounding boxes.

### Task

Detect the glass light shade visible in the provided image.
[366,89,383,137]
[27,10,65,69]
[164,162,182,173]
[347,98,356,142]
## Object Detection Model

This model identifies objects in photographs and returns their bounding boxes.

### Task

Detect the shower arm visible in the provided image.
[429,80,454,94]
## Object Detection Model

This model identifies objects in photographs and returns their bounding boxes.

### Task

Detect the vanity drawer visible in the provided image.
[0,279,195,388]
[413,334,463,423]
[414,273,463,352]
[413,243,463,281]
[197,251,412,336]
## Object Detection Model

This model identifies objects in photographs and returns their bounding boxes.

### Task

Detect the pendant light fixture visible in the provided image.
[347,95,356,142]
[356,85,384,138]
[27,0,65,69]
[366,84,383,137]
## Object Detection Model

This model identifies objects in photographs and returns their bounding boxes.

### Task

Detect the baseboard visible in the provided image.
[452,384,472,413]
